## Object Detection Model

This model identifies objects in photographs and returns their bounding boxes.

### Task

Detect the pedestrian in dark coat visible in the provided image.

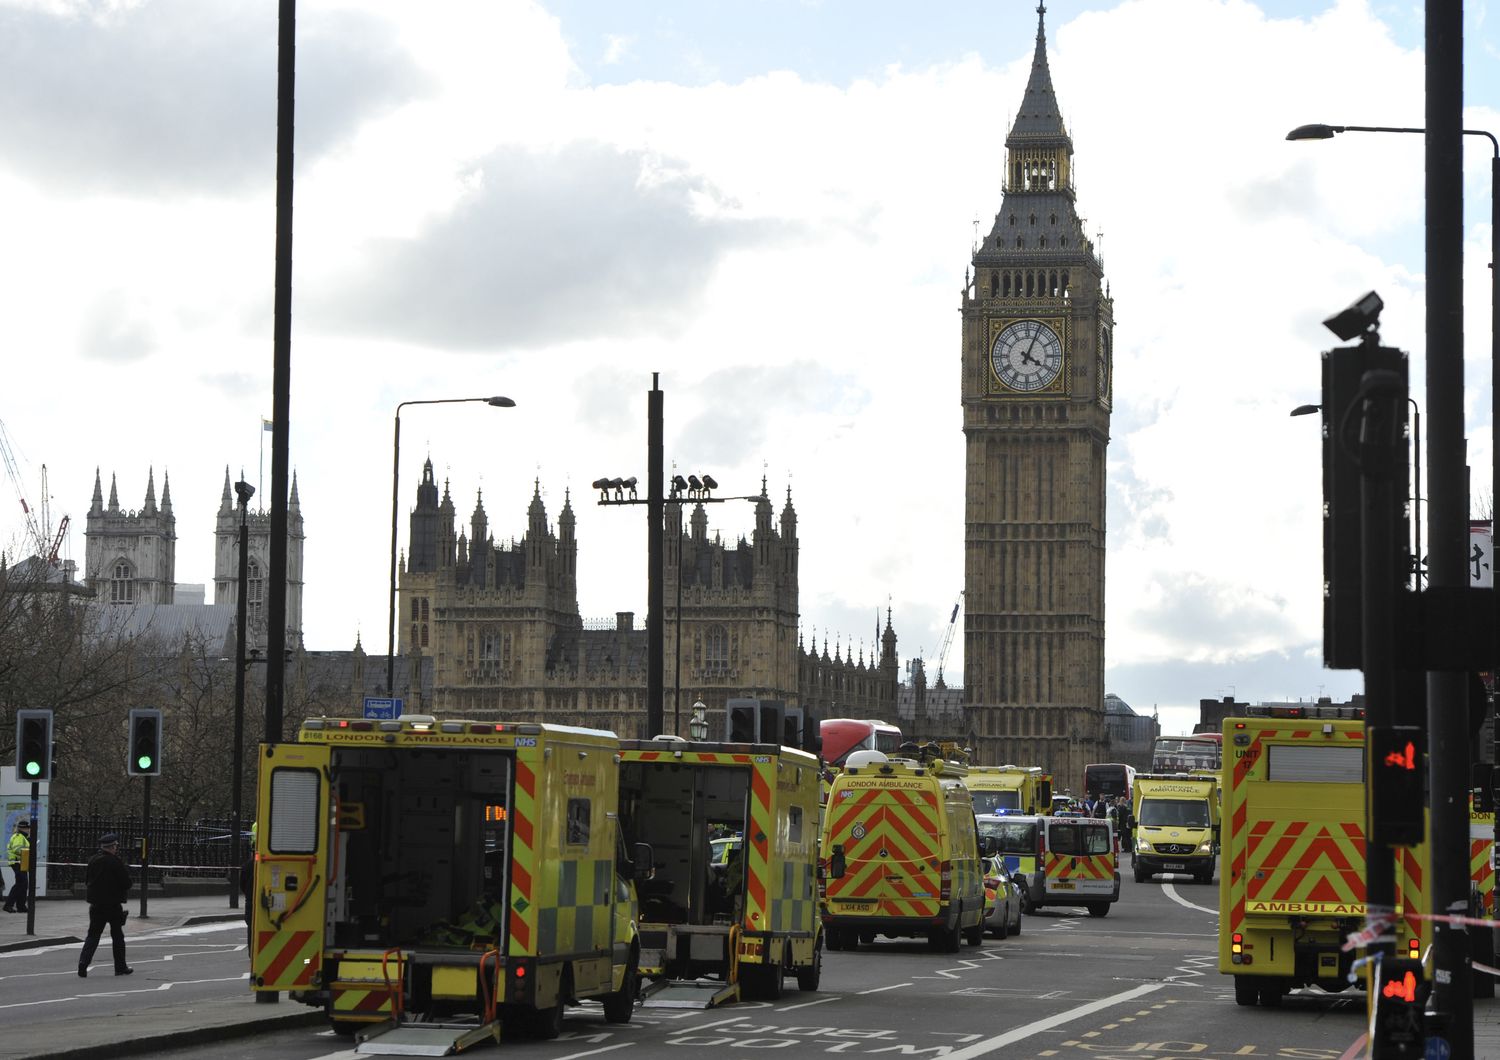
[78,833,133,977]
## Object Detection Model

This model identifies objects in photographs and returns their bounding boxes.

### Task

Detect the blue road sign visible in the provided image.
[363,697,402,720]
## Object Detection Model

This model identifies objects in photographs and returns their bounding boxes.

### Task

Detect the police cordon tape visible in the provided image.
[1343,910,1500,978]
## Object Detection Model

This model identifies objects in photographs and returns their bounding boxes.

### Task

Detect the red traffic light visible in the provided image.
[1382,742,1417,771]
[1382,970,1418,1002]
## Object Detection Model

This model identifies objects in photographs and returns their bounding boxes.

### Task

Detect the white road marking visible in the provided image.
[684,1015,748,1032]
[1161,881,1218,916]
[938,981,1167,1059]
[777,995,841,1011]
[553,1044,634,1060]
[856,982,911,994]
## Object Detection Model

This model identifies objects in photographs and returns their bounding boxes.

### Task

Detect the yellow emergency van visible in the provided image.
[618,736,824,1005]
[965,765,1050,817]
[1219,705,1427,1007]
[1034,815,1120,916]
[252,716,644,1053]
[1132,773,1219,884]
[820,750,985,952]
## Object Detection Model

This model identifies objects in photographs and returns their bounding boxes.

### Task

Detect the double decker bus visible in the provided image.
[1083,762,1137,803]
[819,718,903,768]
[1151,732,1223,774]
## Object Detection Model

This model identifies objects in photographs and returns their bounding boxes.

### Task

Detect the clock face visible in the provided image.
[991,320,1063,393]
[1097,324,1112,407]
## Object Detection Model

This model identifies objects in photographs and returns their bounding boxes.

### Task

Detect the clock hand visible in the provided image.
[1020,331,1042,366]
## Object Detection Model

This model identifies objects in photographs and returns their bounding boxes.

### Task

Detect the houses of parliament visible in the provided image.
[396,459,899,738]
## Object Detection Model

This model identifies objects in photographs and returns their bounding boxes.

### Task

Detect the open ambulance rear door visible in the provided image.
[252,742,331,995]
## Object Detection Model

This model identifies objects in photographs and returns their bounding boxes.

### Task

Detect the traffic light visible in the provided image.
[14,710,53,782]
[728,703,757,743]
[1370,725,1424,847]
[127,708,163,777]
[1319,345,1409,670]
[1373,957,1427,1049]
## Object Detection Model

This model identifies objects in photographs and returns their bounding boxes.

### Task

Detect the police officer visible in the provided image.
[4,819,30,913]
[78,833,133,977]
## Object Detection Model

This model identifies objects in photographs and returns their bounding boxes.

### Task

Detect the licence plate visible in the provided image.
[1163,863,1186,871]
[1051,881,1075,890]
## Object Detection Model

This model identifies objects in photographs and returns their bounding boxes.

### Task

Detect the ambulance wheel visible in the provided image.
[826,929,844,952]
[859,931,875,946]
[1133,865,1149,884]
[929,925,960,953]
[329,1020,358,1038]
[602,948,638,1024]
[794,941,822,992]
[742,957,785,1000]
[1258,982,1284,1008]
[1233,975,1258,1007]
[1086,902,1109,918]
[532,970,569,1040]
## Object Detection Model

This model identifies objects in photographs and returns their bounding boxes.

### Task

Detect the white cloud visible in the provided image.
[1,0,1488,721]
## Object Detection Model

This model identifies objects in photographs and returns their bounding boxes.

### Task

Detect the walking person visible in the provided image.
[78,833,133,977]
[4,819,30,913]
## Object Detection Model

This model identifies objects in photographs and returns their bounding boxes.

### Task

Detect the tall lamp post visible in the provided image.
[229,479,254,910]
[387,396,515,697]
[1290,119,1497,1049]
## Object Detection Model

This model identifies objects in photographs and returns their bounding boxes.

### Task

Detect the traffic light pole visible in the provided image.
[139,776,150,920]
[24,782,37,938]
[1355,364,1407,1057]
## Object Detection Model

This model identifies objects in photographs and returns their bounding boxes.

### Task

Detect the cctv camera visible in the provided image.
[234,481,255,503]
[1323,290,1383,343]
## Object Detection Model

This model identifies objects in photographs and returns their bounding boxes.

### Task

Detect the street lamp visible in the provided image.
[597,468,760,736]
[1290,117,1500,1040]
[388,396,515,698]
[229,479,253,911]
[689,700,709,741]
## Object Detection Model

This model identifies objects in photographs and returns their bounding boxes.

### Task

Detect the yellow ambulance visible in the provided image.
[820,750,985,952]
[618,735,823,1005]
[965,765,1051,817]
[1132,773,1219,884]
[251,716,644,1051]
[1219,705,1427,1007]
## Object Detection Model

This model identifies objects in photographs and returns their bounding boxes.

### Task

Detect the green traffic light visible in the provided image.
[23,761,40,777]
[136,755,153,771]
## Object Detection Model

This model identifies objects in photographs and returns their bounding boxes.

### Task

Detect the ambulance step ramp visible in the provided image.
[638,978,740,1009]
[356,1019,501,1056]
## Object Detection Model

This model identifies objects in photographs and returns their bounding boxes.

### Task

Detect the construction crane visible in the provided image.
[0,418,67,567]
[933,591,962,687]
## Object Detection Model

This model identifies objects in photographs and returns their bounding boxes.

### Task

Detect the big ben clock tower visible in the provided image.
[961,3,1110,786]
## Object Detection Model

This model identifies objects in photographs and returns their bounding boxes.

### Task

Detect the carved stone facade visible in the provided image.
[396,461,899,734]
[83,468,177,606]
[83,466,305,652]
[212,468,306,652]
[960,7,1111,789]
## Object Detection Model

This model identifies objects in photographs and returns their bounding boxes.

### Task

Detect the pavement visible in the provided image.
[0,894,323,1060]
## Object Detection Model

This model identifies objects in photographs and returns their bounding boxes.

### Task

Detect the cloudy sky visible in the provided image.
[1,0,1496,737]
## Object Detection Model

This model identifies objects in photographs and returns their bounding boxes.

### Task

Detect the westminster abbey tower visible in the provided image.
[961,4,1111,785]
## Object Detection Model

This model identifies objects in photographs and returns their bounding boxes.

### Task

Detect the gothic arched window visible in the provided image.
[705,624,729,674]
[247,560,263,622]
[110,560,134,604]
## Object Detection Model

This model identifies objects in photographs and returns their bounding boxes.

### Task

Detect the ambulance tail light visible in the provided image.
[1037,829,1046,857]
[470,723,507,734]
[507,957,534,1005]
[1408,937,1420,960]
[939,861,953,901]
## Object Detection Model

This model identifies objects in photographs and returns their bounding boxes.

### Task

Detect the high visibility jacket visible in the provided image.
[7,832,29,865]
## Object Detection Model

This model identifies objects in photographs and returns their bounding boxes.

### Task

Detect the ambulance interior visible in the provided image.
[324,747,514,950]
[619,760,750,925]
